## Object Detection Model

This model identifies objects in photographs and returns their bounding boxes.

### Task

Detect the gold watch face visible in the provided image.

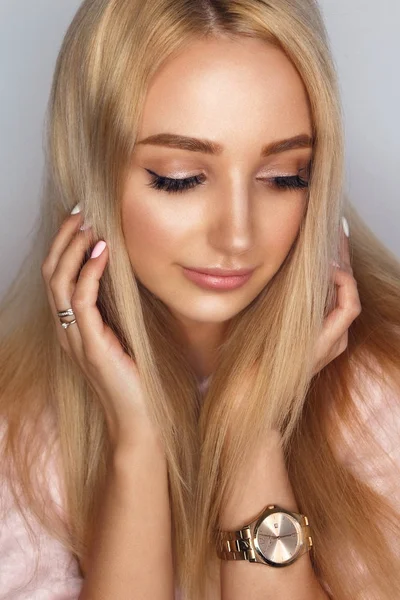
[254,511,301,566]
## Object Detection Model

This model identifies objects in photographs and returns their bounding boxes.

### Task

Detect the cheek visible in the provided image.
[121,192,187,271]
[263,200,306,257]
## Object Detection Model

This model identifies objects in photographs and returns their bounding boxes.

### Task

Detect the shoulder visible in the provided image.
[1,409,66,519]
[0,411,84,597]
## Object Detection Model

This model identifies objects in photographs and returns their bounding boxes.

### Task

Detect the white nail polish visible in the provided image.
[342,216,350,238]
[71,203,81,214]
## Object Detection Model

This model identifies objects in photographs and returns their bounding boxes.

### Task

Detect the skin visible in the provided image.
[43,35,360,442]
[42,35,360,598]
[122,36,314,381]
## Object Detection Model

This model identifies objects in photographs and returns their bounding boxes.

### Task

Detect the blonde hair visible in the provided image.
[1,0,400,598]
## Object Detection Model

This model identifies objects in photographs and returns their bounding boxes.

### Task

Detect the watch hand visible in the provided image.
[258,533,297,539]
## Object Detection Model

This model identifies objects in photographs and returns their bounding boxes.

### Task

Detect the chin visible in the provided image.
[167,296,252,324]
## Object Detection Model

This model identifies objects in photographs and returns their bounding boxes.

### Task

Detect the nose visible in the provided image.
[209,181,255,256]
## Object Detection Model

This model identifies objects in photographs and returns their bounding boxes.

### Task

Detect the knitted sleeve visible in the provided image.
[0,418,84,599]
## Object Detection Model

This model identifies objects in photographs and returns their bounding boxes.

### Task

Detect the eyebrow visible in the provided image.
[135,132,313,157]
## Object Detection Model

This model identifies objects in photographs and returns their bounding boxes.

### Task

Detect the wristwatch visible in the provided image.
[217,504,313,567]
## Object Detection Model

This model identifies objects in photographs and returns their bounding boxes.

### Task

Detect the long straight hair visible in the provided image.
[1,1,400,598]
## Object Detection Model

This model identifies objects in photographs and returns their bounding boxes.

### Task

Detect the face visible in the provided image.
[122,36,313,336]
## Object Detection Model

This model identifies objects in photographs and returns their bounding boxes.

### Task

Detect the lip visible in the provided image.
[184,266,255,277]
[182,266,254,291]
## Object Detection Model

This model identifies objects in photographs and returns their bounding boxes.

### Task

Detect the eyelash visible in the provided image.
[145,169,310,194]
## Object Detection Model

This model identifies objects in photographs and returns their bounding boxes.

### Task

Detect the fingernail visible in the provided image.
[342,216,350,238]
[90,240,107,259]
[71,203,81,214]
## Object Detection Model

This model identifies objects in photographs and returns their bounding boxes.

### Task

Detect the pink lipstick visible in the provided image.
[182,267,254,291]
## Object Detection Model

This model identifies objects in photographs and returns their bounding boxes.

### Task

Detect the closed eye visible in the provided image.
[145,169,206,193]
[144,167,310,195]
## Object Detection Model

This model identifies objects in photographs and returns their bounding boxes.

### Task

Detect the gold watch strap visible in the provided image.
[217,525,256,561]
[217,514,313,562]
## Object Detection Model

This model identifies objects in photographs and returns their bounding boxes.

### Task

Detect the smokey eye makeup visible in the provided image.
[144,165,311,195]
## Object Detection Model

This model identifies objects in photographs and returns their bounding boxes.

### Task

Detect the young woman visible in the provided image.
[1,0,400,598]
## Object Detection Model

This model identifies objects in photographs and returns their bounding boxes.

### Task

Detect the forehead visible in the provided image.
[137,37,312,150]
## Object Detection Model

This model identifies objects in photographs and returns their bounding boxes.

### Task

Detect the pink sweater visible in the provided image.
[1,371,399,598]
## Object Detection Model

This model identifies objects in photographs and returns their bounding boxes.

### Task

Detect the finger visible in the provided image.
[339,217,352,274]
[41,215,85,350]
[44,278,74,354]
[45,218,92,335]
[50,226,95,308]
[44,212,85,276]
[49,228,97,354]
[322,267,361,341]
[70,240,111,362]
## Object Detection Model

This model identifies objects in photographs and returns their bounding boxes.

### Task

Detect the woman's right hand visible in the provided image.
[41,205,157,451]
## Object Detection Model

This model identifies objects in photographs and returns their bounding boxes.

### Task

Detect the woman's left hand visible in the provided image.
[311,220,362,378]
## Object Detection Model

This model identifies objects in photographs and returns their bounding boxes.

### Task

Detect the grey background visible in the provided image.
[1,0,399,300]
